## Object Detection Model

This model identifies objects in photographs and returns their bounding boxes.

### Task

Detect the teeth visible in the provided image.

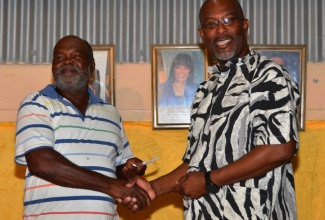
[217,39,231,45]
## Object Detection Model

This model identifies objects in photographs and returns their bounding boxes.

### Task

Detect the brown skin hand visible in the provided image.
[116,158,147,180]
[173,141,296,199]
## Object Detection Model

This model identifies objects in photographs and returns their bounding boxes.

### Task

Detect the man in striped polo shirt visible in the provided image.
[15,35,150,219]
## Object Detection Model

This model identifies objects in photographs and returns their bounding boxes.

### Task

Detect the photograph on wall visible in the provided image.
[90,45,115,105]
[250,44,307,130]
[152,44,209,129]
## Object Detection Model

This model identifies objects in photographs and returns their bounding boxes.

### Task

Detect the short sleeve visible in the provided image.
[15,93,55,165]
[250,61,300,147]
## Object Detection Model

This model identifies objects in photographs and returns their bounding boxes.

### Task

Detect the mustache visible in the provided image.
[55,65,81,74]
[214,34,232,42]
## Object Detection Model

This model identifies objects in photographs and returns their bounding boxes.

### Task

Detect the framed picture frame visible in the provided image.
[90,45,115,105]
[152,44,209,129]
[250,44,307,130]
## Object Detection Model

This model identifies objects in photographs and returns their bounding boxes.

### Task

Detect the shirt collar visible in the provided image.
[39,84,104,105]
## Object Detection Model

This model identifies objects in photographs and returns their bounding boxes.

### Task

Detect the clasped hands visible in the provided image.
[116,170,207,213]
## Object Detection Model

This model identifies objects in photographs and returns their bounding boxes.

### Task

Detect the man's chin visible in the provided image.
[215,52,236,61]
[56,84,71,92]
[56,85,85,94]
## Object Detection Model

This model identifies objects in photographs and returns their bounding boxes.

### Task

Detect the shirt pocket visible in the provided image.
[223,185,270,220]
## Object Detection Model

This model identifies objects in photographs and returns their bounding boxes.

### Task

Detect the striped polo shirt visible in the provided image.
[15,84,133,219]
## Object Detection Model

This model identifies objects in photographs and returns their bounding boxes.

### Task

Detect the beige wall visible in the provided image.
[0,62,325,122]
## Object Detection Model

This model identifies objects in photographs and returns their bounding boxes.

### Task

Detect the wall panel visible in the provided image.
[0,0,324,64]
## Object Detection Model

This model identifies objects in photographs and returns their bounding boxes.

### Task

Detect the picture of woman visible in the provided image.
[158,53,199,107]
[152,45,207,128]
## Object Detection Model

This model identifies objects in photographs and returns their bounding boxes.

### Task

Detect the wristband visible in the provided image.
[205,171,220,193]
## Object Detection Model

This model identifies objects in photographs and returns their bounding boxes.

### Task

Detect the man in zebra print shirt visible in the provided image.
[125,0,300,219]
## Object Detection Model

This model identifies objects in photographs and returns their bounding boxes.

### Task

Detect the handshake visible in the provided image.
[112,157,208,213]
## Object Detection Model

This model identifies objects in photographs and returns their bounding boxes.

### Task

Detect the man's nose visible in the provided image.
[63,58,74,65]
[216,22,228,34]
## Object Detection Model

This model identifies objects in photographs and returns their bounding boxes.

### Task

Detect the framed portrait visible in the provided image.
[250,44,307,130]
[152,44,209,129]
[90,45,115,106]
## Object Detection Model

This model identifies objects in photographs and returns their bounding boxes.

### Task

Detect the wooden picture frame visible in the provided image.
[250,44,307,130]
[152,44,209,129]
[90,45,115,105]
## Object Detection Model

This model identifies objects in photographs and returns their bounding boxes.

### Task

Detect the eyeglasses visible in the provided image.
[201,17,244,29]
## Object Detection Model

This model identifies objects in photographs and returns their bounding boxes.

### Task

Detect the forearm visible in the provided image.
[211,140,296,187]
[116,165,125,179]
[151,162,188,197]
[26,148,117,196]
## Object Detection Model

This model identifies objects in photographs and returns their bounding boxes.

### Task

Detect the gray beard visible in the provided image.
[214,49,236,61]
[54,65,90,94]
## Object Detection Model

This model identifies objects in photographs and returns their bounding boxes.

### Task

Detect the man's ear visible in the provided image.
[90,59,95,72]
[243,19,249,39]
[198,28,204,39]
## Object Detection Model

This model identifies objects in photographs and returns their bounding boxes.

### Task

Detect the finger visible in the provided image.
[177,175,186,184]
[126,199,137,210]
[126,198,136,209]
[134,186,151,209]
[123,172,131,180]
[134,192,147,210]
[128,189,144,210]
[131,204,139,213]
[122,166,138,178]
[128,169,139,178]
[136,165,147,176]
[126,176,138,188]
[120,197,132,207]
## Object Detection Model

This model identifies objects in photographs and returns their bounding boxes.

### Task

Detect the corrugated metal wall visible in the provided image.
[0,0,324,64]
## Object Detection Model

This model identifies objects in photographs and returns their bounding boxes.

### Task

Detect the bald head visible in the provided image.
[53,35,94,62]
[199,0,245,24]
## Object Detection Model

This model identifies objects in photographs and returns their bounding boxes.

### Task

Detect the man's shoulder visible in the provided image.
[20,91,46,104]
[21,85,57,101]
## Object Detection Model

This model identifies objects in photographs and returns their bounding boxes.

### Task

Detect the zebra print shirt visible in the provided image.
[183,50,300,220]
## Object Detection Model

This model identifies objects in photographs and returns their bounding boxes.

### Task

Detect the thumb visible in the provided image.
[126,176,138,188]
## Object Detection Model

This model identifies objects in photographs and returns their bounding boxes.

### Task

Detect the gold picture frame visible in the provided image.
[90,45,115,106]
[152,44,209,129]
[250,44,307,130]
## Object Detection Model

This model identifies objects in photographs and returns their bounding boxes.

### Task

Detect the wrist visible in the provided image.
[205,171,220,193]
